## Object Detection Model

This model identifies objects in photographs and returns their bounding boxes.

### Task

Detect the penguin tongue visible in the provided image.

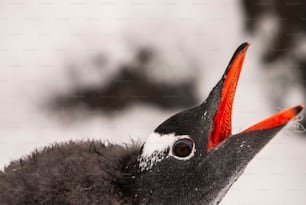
[207,43,303,151]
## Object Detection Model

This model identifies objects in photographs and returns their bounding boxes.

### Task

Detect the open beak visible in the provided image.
[193,43,304,204]
[136,43,304,205]
[208,42,304,151]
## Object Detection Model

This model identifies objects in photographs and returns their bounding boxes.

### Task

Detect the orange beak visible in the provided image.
[208,43,304,151]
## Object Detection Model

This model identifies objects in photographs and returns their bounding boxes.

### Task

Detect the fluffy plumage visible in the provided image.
[0,141,139,205]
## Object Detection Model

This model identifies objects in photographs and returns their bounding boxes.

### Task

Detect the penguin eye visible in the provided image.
[172,138,194,158]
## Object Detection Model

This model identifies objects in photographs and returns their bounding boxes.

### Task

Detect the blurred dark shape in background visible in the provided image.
[49,47,198,119]
[242,0,306,62]
[242,0,306,127]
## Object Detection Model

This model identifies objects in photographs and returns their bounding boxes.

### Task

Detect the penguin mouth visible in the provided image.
[208,43,304,152]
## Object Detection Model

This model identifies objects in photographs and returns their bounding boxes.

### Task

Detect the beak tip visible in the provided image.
[237,42,250,53]
[294,104,304,116]
[243,42,250,47]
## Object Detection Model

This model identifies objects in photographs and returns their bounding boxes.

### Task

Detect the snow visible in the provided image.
[0,0,305,204]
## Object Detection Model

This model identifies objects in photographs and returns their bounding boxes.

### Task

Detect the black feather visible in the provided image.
[0,141,140,205]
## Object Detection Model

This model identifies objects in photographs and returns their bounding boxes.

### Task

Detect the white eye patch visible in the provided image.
[138,132,196,171]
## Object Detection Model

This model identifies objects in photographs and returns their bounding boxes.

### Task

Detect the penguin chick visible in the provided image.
[0,141,139,205]
[0,43,303,205]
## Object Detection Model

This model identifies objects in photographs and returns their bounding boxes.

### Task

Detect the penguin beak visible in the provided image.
[207,42,304,152]
[192,43,304,204]
[132,43,304,205]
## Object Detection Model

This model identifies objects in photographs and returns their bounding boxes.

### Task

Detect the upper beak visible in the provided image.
[207,42,304,151]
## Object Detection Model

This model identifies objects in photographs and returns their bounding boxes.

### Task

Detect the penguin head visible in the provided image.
[128,43,303,205]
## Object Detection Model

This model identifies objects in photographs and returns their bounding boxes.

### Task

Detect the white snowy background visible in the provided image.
[0,0,305,204]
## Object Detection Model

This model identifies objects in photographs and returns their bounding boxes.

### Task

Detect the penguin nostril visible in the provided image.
[172,138,194,158]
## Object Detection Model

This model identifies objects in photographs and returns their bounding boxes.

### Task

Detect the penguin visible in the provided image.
[0,43,303,205]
